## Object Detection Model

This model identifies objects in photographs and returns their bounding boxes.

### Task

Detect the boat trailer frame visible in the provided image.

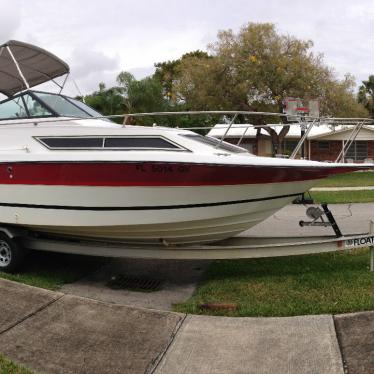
[0,222,372,271]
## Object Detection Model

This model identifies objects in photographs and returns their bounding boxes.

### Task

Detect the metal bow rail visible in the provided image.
[122,110,374,162]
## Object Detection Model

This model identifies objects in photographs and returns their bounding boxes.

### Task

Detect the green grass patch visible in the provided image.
[0,355,34,374]
[310,190,374,204]
[0,251,106,290]
[316,171,374,187]
[173,249,374,317]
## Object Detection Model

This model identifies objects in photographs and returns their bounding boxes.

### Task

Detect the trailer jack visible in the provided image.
[299,203,343,238]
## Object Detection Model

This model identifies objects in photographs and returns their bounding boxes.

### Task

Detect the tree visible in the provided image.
[117,72,167,116]
[173,23,368,154]
[154,50,211,104]
[358,75,374,117]
[84,73,168,125]
[84,83,124,122]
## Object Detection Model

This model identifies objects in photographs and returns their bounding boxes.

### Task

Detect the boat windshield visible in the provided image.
[0,93,53,120]
[33,92,104,119]
[0,90,107,121]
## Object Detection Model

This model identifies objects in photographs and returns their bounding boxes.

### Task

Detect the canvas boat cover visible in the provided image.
[0,40,69,97]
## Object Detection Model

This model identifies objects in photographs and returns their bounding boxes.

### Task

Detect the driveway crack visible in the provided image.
[147,313,188,374]
[0,294,65,336]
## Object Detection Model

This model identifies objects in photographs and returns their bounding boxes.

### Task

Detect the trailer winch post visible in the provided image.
[370,221,374,272]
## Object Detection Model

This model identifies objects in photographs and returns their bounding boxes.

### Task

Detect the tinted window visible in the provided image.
[104,137,179,149]
[39,137,103,148]
[37,136,182,150]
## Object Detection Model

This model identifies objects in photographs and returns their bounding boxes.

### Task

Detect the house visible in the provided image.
[208,124,374,162]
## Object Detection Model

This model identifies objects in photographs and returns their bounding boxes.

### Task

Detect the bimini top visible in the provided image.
[0,40,70,97]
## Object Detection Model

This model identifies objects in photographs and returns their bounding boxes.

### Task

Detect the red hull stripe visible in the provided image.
[0,162,360,187]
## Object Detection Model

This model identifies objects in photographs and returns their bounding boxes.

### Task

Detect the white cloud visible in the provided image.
[71,49,119,78]
[0,0,21,41]
[0,0,373,95]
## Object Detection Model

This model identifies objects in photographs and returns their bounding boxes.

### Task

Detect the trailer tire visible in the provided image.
[0,233,26,273]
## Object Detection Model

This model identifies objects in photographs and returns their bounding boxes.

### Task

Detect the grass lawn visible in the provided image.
[173,249,374,317]
[0,355,34,374]
[310,190,374,204]
[308,171,374,203]
[316,171,374,187]
[0,251,106,290]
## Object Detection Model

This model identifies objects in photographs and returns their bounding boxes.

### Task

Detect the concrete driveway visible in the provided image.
[0,278,373,374]
[0,203,373,373]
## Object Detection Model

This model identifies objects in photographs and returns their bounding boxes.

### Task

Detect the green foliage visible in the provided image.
[83,83,124,123]
[0,355,34,374]
[83,73,170,125]
[117,72,167,115]
[358,75,374,117]
[154,50,211,104]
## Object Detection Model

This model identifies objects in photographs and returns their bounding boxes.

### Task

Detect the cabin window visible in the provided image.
[104,137,180,149]
[38,137,104,149]
[37,136,184,150]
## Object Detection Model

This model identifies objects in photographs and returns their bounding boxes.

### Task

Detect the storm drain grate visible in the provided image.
[107,275,164,292]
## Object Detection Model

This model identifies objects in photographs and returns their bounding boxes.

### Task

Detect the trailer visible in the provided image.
[0,220,373,273]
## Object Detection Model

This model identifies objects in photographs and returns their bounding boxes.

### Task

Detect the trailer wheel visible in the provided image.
[0,233,26,273]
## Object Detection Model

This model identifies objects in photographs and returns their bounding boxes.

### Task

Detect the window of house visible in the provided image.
[346,141,368,161]
[318,141,330,151]
[283,140,299,155]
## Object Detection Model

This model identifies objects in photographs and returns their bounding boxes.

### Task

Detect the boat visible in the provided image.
[0,40,372,246]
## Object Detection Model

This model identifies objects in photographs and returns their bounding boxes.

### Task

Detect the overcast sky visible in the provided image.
[1,0,374,96]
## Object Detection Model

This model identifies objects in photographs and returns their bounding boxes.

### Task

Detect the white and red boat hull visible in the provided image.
[0,161,361,244]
